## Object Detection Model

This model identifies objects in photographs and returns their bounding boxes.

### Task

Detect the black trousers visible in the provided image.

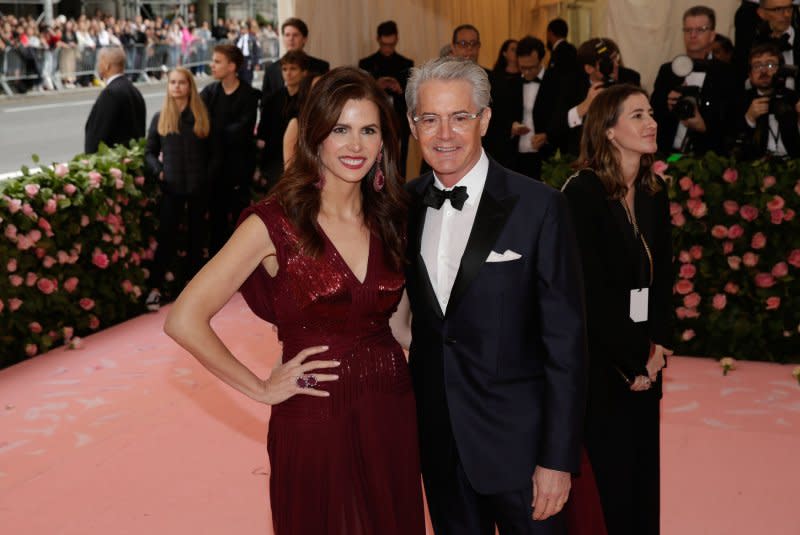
[150,191,207,289]
[423,456,565,535]
[209,181,249,256]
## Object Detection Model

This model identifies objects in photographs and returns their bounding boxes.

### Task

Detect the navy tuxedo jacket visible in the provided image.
[405,159,588,494]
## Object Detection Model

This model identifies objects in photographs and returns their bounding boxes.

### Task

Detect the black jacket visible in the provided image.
[84,76,146,154]
[548,39,578,75]
[737,87,800,159]
[145,108,210,196]
[261,54,329,100]
[651,59,739,155]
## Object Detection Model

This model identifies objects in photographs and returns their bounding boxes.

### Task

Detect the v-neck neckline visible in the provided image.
[318,223,372,286]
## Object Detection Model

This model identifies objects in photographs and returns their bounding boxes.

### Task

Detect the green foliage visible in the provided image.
[543,153,800,363]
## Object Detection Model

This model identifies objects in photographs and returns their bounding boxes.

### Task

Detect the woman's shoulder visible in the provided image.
[561,168,604,196]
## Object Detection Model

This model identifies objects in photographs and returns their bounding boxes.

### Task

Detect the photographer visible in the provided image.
[738,42,800,158]
[551,37,640,155]
[652,6,739,155]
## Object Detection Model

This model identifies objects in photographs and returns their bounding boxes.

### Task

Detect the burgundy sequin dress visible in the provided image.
[238,200,425,535]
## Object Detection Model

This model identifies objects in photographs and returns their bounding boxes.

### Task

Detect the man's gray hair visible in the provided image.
[405,56,491,116]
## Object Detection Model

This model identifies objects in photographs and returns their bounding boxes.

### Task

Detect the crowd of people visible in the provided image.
[74,3,795,535]
[0,10,278,92]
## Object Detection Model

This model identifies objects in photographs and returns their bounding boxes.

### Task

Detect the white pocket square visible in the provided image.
[486,249,522,263]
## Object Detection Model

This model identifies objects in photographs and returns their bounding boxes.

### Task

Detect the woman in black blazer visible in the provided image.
[145,67,211,311]
[562,84,673,535]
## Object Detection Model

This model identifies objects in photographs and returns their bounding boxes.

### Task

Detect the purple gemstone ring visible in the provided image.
[296,375,318,388]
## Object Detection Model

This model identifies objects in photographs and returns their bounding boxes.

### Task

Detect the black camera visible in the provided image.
[769,64,799,116]
[594,40,616,88]
[673,86,702,120]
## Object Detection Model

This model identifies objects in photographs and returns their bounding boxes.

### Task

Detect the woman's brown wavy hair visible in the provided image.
[577,83,662,199]
[271,66,408,271]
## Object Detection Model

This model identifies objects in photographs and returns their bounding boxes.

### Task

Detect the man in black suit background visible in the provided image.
[491,36,557,179]
[737,42,800,158]
[753,0,800,89]
[546,18,577,76]
[402,56,587,535]
[359,20,414,175]
[84,46,146,154]
[261,17,329,100]
[651,5,739,155]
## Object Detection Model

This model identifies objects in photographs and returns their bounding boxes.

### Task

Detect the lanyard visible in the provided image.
[620,198,654,287]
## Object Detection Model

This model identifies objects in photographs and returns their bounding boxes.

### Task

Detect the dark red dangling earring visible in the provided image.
[314,174,325,189]
[373,149,385,192]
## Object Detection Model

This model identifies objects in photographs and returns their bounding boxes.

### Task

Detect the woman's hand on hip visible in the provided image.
[257,345,339,405]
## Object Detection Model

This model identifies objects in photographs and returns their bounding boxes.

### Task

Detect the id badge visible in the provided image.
[630,288,649,323]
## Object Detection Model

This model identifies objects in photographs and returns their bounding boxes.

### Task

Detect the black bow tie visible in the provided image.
[522,77,541,85]
[422,183,469,210]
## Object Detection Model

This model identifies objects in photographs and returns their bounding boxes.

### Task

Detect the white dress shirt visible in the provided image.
[519,67,545,153]
[421,150,489,313]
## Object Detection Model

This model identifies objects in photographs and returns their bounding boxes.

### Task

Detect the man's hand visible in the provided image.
[667,90,682,112]
[682,106,707,133]
[531,133,548,151]
[746,96,770,124]
[531,466,571,521]
[256,139,266,149]
[511,121,531,137]
[576,82,604,118]
[376,76,402,94]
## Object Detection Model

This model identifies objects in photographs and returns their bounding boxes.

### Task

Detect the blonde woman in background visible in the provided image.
[144,67,211,311]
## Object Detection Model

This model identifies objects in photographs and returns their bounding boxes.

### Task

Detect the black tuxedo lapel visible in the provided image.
[446,162,518,317]
[408,174,445,319]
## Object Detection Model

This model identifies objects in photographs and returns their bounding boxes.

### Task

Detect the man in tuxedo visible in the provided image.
[753,0,800,88]
[84,46,145,154]
[403,56,587,535]
[545,18,577,76]
[261,17,329,100]
[491,36,557,179]
[737,42,800,158]
[651,5,739,155]
[235,20,260,86]
[359,20,414,175]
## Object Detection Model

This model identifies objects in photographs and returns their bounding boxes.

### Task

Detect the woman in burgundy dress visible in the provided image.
[165,66,425,534]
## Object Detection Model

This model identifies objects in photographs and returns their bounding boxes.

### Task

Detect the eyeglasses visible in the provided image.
[411,109,484,133]
[454,39,480,49]
[751,61,780,71]
[682,26,711,35]
[761,5,793,14]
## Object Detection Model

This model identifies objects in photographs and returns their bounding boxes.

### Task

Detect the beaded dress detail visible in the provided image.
[238,200,424,534]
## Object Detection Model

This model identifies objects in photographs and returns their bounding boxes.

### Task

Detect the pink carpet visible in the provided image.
[1,294,797,534]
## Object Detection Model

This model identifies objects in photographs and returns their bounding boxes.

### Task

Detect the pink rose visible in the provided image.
[25,344,38,357]
[88,171,102,188]
[767,195,785,211]
[743,252,760,267]
[7,198,22,213]
[771,209,784,225]
[57,250,69,264]
[35,247,46,259]
[37,278,56,294]
[38,218,52,236]
[80,214,89,227]
[772,262,789,277]
[676,307,689,319]
[0,299,3,314]
[762,175,776,189]
[751,232,767,249]
[687,199,708,218]
[25,272,37,286]
[121,279,134,293]
[7,258,17,272]
[29,321,42,334]
[88,315,100,330]
[796,180,800,196]
[134,175,145,186]
[685,308,700,319]
[54,163,69,177]
[132,286,142,298]
[63,277,79,293]
[670,202,683,216]
[672,212,686,226]
[722,168,738,183]
[785,209,796,221]
[711,225,728,239]
[681,329,696,341]
[788,249,800,268]
[680,263,697,279]
[754,273,775,288]
[723,200,739,215]
[679,176,693,191]
[728,256,742,270]
[689,184,704,199]
[92,251,110,269]
[115,178,124,189]
[16,235,33,251]
[683,292,701,308]
[64,183,77,196]
[110,168,123,180]
[22,203,36,219]
[9,274,23,287]
[712,294,727,310]
[724,282,739,294]
[727,224,744,239]
[43,198,57,215]
[79,297,95,311]
[24,183,40,197]
[723,241,733,254]
[63,326,74,341]
[739,205,759,222]
[675,280,694,295]
[8,298,23,311]
[679,250,691,263]
[4,224,18,240]
[652,160,668,176]
[766,296,781,310]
